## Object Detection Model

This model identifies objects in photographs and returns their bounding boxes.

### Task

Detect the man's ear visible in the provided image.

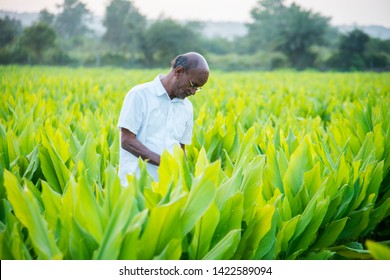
[174,66,185,77]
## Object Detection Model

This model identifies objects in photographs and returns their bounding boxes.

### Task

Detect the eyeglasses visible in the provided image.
[186,73,202,92]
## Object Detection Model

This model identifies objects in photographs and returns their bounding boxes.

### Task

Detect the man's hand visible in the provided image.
[121,128,161,166]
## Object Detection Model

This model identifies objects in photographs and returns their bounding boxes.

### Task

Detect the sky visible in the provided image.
[0,0,389,27]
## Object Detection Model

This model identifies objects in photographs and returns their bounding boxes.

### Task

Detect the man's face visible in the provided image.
[174,68,209,99]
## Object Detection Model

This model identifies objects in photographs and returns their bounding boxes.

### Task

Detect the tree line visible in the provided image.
[1,0,389,71]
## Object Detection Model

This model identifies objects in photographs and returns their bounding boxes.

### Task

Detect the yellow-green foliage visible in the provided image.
[1,66,389,260]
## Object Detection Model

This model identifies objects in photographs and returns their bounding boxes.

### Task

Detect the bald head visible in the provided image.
[171,52,209,73]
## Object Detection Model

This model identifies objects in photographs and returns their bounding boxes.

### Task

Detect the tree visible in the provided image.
[0,17,24,64]
[38,9,55,26]
[142,19,202,67]
[54,0,90,40]
[339,29,370,55]
[0,16,22,47]
[328,29,370,70]
[365,37,390,69]
[21,23,56,64]
[248,0,331,69]
[102,0,146,53]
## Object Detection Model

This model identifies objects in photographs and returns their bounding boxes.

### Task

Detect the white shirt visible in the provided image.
[117,75,193,185]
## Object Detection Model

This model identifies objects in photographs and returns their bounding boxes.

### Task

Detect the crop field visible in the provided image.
[0,66,390,260]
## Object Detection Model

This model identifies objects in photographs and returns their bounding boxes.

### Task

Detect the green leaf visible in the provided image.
[215,165,243,210]
[39,139,70,194]
[22,145,40,181]
[189,203,220,259]
[0,200,32,260]
[102,165,123,216]
[153,239,182,260]
[366,240,390,260]
[75,133,100,184]
[69,217,99,259]
[330,242,371,260]
[138,197,184,259]
[241,155,265,222]
[73,164,104,243]
[41,180,62,231]
[213,193,243,247]
[312,217,348,249]
[181,161,218,236]
[288,198,330,258]
[194,147,210,177]
[264,146,288,193]
[283,136,314,197]
[301,250,335,260]
[339,203,374,240]
[118,210,148,260]
[235,127,256,170]
[3,170,62,259]
[275,215,300,257]
[235,204,275,259]
[94,186,134,260]
[202,230,241,260]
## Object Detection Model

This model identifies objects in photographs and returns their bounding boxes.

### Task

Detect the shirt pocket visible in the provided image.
[171,117,187,141]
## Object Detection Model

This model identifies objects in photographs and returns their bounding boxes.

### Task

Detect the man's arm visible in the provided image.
[121,128,160,166]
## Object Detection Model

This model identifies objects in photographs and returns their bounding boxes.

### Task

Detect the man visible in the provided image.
[118,52,209,186]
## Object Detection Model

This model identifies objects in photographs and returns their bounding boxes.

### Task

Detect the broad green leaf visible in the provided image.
[330,242,371,260]
[366,240,390,260]
[102,164,123,215]
[221,149,234,177]
[213,193,243,247]
[235,127,256,169]
[94,186,134,260]
[73,163,105,243]
[301,250,335,260]
[362,197,390,236]
[334,184,355,219]
[69,216,99,259]
[181,161,218,236]
[264,145,286,193]
[288,198,329,258]
[363,161,383,205]
[0,200,32,260]
[275,215,300,257]
[75,133,100,184]
[22,145,40,181]
[215,165,243,209]
[234,204,275,259]
[241,155,265,222]
[312,217,348,249]
[38,146,62,193]
[339,202,374,240]
[3,170,62,259]
[138,197,184,259]
[42,124,70,164]
[153,239,182,260]
[283,136,314,197]
[302,163,322,198]
[203,230,241,260]
[194,147,210,177]
[39,139,70,194]
[119,210,148,260]
[157,150,180,196]
[41,180,62,231]
[189,203,220,259]
[254,212,278,259]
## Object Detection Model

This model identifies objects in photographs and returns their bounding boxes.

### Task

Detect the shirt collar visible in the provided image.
[153,75,184,102]
[153,75,167,97]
